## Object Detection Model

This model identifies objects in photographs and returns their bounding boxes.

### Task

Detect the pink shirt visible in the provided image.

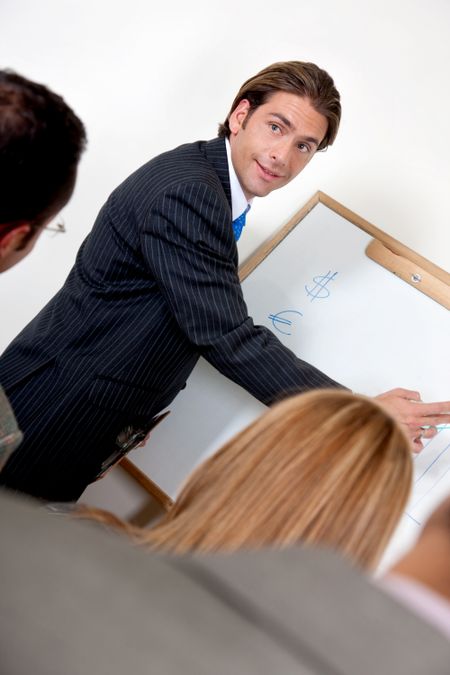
[380,573,450,640]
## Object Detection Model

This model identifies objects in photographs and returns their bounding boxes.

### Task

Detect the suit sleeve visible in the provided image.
[141,181,344,405]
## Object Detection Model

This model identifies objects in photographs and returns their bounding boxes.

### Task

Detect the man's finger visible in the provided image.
[411,400,450,415]
[388,388,422,400]
[412,414,450,426]
[420,426,438,440]
[412,436,424,453]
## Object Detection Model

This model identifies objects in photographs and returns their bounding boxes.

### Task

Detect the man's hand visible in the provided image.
[374,388,450,452]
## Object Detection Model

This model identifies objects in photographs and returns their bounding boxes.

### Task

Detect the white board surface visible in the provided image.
[128,197,450,564]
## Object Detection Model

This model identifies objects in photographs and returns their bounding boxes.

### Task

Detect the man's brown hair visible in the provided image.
[218,61,341,150]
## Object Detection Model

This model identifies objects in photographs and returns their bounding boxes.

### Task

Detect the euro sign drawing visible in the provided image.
[305,271,338,301]
[268,310,303,336]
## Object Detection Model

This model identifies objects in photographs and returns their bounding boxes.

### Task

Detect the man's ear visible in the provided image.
[228,99,251,135]
[0,224,32,259]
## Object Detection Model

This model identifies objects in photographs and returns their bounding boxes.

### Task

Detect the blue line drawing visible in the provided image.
[405,511,421,526]
[411,464,450,513]
[305,271,338,301]
[268,310,303,336]
[414,440,450,485]
[407,428,450,525]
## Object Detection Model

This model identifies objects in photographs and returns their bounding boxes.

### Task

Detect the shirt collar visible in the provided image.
[380,573,450,640]
[225,138,252,220]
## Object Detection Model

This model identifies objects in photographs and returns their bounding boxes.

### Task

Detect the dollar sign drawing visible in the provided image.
[305,271,338,301]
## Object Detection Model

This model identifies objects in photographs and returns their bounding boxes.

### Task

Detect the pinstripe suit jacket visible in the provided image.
[0,137,341,499]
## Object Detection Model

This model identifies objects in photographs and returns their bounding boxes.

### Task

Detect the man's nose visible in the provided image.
[270,139,290,165]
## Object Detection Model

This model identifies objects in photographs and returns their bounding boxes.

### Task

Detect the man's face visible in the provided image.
[228,91,328,200]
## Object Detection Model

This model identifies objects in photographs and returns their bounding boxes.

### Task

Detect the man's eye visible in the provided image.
[298,143,310,153]
[270,123,281,133]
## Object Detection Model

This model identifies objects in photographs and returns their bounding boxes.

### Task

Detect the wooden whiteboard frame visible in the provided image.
[120,191,450,513]
[240,192,450,309]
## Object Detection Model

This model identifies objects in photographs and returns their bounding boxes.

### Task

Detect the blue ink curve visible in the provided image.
[305,271,338,301]
[268,310,303,336]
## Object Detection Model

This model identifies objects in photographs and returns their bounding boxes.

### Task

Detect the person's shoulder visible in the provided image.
[149,137,226,184]
[132,138,225,183]
[112,138,229,210]
[0,385,23,467]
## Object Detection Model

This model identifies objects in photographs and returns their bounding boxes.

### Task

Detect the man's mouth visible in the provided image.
[256,161,282,179]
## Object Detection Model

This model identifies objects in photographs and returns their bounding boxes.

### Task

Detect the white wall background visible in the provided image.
[1,0,449,518]
[1,0,450,350]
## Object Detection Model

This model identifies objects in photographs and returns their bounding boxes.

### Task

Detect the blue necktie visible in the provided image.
[232,205,250,241]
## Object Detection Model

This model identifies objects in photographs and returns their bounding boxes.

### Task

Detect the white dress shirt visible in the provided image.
[225,138,252,221]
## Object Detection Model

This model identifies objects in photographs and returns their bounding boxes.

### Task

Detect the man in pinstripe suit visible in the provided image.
[1,61,448,501]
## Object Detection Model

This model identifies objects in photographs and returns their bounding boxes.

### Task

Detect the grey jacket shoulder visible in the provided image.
[0,385,22,469]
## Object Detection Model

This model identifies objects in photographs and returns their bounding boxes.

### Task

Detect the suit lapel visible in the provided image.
[203,137,232,210]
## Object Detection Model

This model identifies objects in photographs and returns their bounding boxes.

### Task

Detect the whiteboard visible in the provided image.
[128,193,450,563]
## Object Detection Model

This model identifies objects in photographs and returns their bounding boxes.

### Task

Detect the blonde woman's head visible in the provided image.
[136,389,412,568]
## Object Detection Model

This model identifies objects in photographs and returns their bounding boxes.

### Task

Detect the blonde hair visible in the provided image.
[79,390,412,570]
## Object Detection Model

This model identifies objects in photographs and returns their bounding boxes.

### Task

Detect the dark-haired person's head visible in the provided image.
[0,70,86,272]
